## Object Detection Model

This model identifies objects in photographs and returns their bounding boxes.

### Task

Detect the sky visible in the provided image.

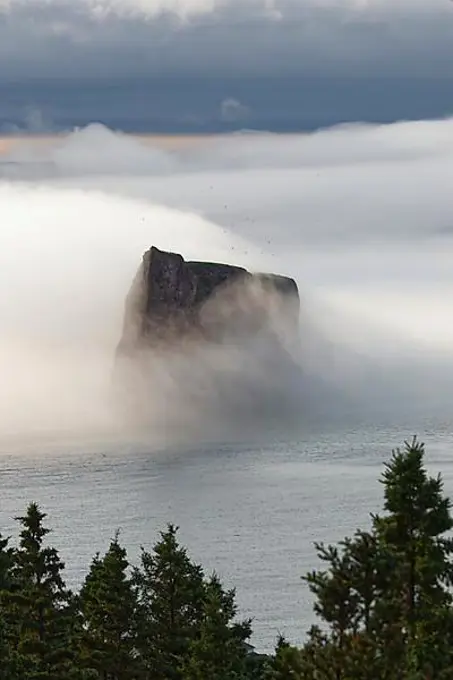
[0,0,452,80]
[0,0,452,132]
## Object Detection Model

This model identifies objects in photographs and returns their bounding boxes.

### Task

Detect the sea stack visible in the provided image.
[116,245,300,355]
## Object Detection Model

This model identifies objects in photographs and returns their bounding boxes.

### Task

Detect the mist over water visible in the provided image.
[2,119,453,450]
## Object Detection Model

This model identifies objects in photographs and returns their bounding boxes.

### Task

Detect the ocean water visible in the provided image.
[1,423,453,651]
[2,123,453,651]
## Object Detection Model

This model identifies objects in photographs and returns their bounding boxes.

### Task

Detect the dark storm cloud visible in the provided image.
[0,0,452,80]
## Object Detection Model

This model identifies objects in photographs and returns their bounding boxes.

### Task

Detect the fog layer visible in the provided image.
[1,121,453,449]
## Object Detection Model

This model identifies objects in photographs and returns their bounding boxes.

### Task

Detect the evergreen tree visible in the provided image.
[181,573,252,680]
[303,530,393,678]
[0,531,19,679]
[373,436,453,677]
[10,502,80,679]
[264,635,305,680]
[300,438,453,679]
[0,532,13,590]
[78,532,142,679]
[133,524,206,680]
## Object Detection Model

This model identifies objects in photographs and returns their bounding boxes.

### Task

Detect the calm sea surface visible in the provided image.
[2,420,453,651]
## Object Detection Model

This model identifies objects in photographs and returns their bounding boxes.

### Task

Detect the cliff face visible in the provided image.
[117,246,300,355]
[113,246,304,429]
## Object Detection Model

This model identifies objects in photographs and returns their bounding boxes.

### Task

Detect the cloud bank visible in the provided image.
[0,0,452,79]
[3,118,453,449]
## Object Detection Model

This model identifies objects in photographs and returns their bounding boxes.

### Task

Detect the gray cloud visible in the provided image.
[219,98,250,123]
[0,0,452,79]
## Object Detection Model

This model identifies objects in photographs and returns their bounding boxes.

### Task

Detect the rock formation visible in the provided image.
[112,246,307,431]
[117,246,300,355]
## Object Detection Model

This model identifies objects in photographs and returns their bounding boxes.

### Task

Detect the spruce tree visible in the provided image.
[181,573,252,680]
[303,530,395,678]
[0,531,18,679]
[78,532,142,679]
[10,503,80,679]
[264,635,305,680]
[133,524,206,680]
[300,438,453,679]
[373,437,453,676]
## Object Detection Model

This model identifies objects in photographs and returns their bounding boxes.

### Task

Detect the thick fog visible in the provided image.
[1,120,453,449]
